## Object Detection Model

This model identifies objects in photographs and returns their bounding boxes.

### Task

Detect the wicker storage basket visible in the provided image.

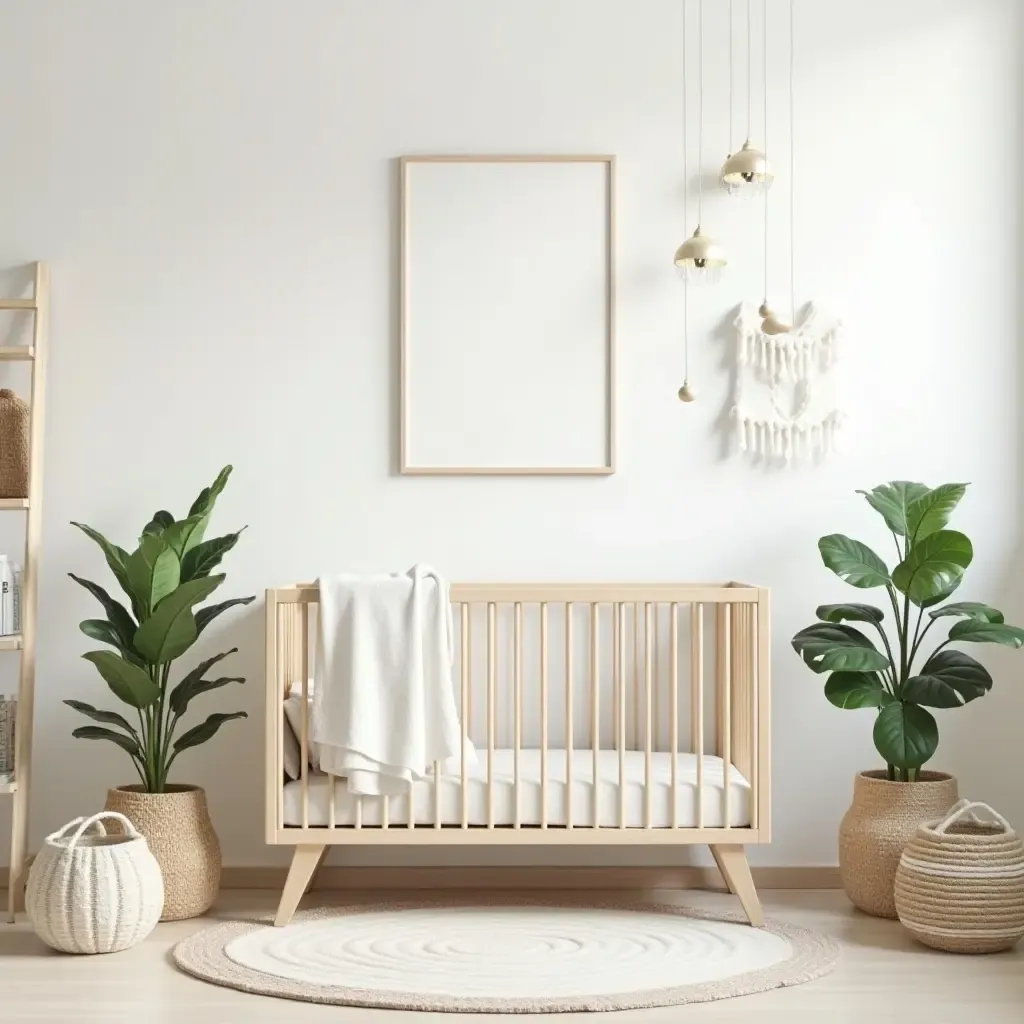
[0,388,29,498]
[26,812,164,954]
[895,800,1024,953]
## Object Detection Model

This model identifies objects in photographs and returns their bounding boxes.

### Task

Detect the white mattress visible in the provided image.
[282,749,751,829]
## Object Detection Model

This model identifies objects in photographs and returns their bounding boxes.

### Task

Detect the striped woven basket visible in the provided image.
[895,800,1024,954]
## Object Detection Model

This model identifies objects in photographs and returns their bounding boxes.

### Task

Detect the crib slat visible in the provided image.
[590,602,600,828]
[722,604,732,829]
[692,602,704,829]
[618,602,626,829]
[355,795,362,829]
[752,602,760,829]
[434,758,442,828]
[299,617,309,831]
[514,602,522,830]
[670,603,679,828]
[633,602,640,751]
[653,604,660,751]
[487,602,496,829]
[540,602,549,829]
[382,794,389,830]
[461,602,469,830]
[644,602,652,829]
[565,602,574,830]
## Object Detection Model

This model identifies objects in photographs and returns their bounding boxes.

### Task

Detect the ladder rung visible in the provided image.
[0,499,29,509]
[0,299,36,310]
[0,347,34,361]
[0,635,22,651]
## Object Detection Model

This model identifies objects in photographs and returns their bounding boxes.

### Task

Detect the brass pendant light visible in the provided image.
[720,0,774,198]
[674,0,726,284]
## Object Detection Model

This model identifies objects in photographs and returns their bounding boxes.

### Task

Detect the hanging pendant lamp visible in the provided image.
[720,0,774,197]
[674,0,726,284]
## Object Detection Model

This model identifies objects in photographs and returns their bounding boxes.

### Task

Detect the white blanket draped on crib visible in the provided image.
[312,565,464,796]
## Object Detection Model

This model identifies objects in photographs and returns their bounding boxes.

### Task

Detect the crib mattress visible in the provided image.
[282,749,752,829]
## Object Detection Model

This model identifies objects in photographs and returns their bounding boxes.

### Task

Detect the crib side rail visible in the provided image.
[265,583,770,844]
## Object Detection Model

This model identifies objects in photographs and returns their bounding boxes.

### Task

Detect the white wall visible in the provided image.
[0,0,1020,869]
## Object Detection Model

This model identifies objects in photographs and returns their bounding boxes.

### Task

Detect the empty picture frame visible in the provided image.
[399,155,616,475]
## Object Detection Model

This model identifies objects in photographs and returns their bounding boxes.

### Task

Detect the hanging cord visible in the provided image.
[683,0,689,380]
[696,0,704,225]
[789,0,796,322]
[746,0,752,140]
[728,0,734,154]
[762,0,769,302]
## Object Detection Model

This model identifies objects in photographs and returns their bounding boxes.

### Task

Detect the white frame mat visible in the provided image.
[399,155,616,476]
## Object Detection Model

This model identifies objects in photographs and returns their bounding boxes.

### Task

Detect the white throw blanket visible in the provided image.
[312,566,464,796]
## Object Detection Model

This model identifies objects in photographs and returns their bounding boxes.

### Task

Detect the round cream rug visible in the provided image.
[173,901,839,1012]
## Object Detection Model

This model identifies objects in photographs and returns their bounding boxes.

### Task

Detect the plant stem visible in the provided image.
[886,763,896,781]
[884,585,905,693]
[908,616,938,669]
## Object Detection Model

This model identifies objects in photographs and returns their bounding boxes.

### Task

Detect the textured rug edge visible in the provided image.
[172,899,841,1013]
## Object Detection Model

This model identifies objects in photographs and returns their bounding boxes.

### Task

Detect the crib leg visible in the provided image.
[304,845,330,895]
[708,844,764,927]
[275,844,327,927]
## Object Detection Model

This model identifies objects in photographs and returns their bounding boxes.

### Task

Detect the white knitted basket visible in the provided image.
[26,812,164,954]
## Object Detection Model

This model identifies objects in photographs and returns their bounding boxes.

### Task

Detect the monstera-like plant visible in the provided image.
[792,481,1024,781]
[67,466,255,793]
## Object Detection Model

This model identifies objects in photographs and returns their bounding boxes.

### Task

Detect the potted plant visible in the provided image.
[792,481,1024,917]
[67,465,254,920]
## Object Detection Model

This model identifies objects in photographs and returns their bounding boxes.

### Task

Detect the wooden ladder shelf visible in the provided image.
[0,262,48,921]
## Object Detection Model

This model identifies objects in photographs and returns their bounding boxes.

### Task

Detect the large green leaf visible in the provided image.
[921,577,963,609]
[80,618,127,649]
[64,699,139,735]
[873,702,939,770]
[71,725,142,758]
[824,671,890,709]
[905,483,968,543]
[141,510,175,537]
[82,651,160,708]
[947,619,1024,648]
[818,535,891,589]
[857,481,929,536]
[69,574,138,649]
[172,711,247,754]
[902,651,992,708]
[792,622,891,674]
[180,529,245,583]
[816,603,884,625]
[891,530,973,605]
[125,534,180,617]
[133,575,224,664]
[71,522,133,603]
[169,647,239,715]
[195,595,256,637]
[928,601,1004,624]
[161,513,210,559]
[188,465,232,518]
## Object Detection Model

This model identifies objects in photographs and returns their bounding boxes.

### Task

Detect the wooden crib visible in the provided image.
[265,582,770,926]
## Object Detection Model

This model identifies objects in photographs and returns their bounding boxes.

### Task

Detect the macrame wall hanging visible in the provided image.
[730,0,843,462]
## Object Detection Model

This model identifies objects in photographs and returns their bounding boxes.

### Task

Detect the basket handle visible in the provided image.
[45,816,102,843]
[934,800,1012,835]
[64,811,141,848]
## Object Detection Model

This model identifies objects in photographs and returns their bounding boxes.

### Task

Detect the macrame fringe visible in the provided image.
[733,409,844,463]
[735,303,840,382]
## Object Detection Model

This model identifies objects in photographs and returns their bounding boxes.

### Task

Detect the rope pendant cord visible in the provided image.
[790,0,796,322]
[696,0,704,226]
[728,0,734,154]
[746,0,752,140]
[683,0,689,382]
[762,0,769,304]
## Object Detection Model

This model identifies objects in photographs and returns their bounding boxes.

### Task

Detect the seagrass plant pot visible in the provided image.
[838,770,958,918]
[104,784,221,921]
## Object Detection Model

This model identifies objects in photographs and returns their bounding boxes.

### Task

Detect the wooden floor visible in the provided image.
[1,888,1021,1021]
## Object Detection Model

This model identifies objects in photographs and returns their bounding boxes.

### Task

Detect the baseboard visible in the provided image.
[219,865,842,891]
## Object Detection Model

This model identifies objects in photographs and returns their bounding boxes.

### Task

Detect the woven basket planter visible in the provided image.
[105,785,221,921]
[896,800,1024,953]
[838,770,958,918]
[0,388,29,498]
[26,812,163,954]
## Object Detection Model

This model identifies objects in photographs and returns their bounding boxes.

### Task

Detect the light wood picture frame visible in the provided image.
[399,155,616,476]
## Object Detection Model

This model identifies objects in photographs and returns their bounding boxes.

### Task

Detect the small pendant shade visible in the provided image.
[673,225,727,282]
[720,140,773,196]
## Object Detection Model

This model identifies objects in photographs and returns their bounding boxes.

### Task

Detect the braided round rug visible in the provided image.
[173,900,839,1013]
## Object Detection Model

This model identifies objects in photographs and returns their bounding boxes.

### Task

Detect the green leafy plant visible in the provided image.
[792,481,1024,781]
[66,466,255,792]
